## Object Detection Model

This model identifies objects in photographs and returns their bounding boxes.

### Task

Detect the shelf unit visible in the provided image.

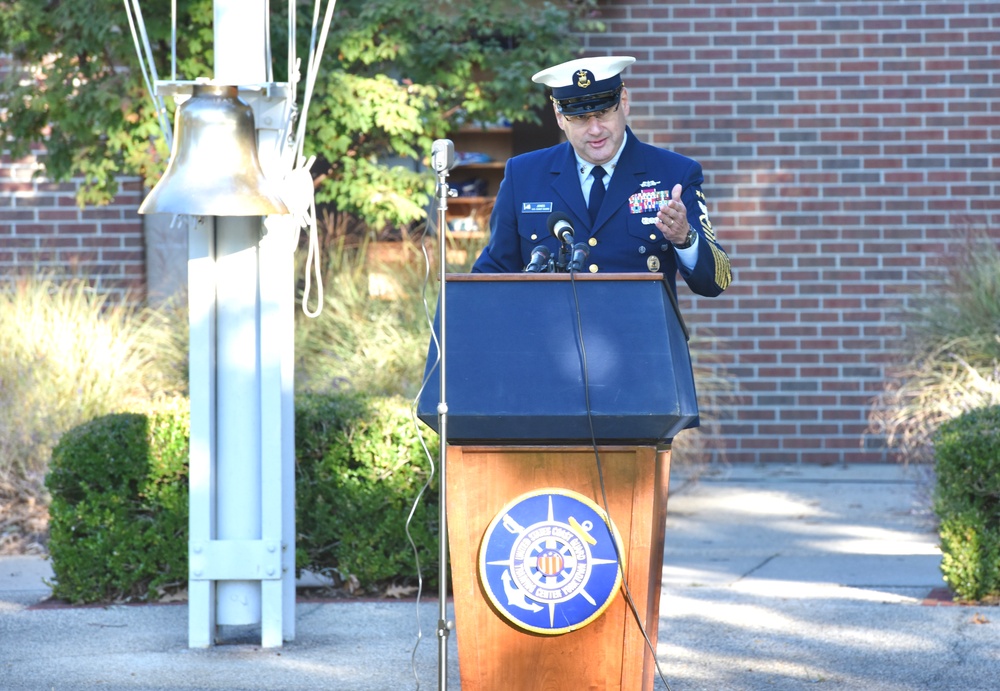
[440,109,561,236]
[446,126,512,234]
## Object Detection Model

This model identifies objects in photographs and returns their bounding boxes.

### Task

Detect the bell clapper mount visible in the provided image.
[154,79,291,127]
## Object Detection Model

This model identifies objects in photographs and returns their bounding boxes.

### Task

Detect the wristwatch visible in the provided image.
[674,228,696,250]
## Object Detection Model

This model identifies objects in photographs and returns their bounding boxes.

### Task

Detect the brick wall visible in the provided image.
[579,0,1000,464]
[0,151,147,303]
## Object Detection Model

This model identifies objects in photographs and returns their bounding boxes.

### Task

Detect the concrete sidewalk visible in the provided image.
[2,463,995,690]
[656,463,991,691]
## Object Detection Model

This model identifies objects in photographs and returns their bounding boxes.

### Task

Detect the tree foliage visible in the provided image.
[0,0,213,206]
[0,0,598,228]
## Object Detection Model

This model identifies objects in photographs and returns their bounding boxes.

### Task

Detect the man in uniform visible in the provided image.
[471,55,732,299]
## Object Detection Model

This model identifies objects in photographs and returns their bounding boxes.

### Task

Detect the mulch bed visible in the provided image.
[0,490,48,556]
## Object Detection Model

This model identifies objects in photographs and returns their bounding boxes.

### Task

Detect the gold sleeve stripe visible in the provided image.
[696,189,730,290]
[711,243,732,290]
[694,191,718,243]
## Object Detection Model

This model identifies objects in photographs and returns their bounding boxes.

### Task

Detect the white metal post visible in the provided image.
[213,220,263,626]
[187,216,217,648]
[187,0,295,647]
[258,217,297,646]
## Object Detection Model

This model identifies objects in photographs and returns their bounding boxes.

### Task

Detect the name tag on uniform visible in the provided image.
[522,202,553,213]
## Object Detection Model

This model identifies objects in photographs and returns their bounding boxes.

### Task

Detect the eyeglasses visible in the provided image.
[562,102,621,125]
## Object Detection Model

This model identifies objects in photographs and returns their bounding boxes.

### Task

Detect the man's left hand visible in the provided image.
[655,183,690,244]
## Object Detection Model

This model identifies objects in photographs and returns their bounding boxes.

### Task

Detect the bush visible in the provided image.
[46,391,439,601]
[295,391,440,590]
[938,510,1000,603]
[933,404,1000,602]
[45,400,190,603]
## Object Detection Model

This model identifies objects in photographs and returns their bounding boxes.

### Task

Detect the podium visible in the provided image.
[417,273,698,690]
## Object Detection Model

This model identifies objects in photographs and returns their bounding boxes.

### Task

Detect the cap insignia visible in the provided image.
[576,70,592,89]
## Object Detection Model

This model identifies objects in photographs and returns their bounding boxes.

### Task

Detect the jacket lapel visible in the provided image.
[549,144,589,231]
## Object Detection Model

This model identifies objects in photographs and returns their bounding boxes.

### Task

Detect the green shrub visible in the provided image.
[45,400,190,603]
[295,390,439,590]
[933,404,1000,602]
[46,391,439,601]
[938,509,1000,603]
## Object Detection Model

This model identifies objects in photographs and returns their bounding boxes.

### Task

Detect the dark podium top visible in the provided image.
[416,273,699,445]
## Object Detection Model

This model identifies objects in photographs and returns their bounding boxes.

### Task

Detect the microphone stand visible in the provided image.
[432,140,455,691]
[555,238,571,272]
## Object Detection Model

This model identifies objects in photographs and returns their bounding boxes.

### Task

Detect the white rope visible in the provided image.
[294,0,338,168]
[264,0,273,84]
[276,0,300,162]
[300,193,324,319]
[288,0,297,109]
[289,0,338,316]
[277,155,323,319]
[170,0,176,80]
[122,0,172,150]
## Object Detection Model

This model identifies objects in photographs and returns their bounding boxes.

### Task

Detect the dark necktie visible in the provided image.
[588,165,607,223]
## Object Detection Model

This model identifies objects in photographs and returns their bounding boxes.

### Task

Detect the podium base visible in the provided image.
[446,445,671,691]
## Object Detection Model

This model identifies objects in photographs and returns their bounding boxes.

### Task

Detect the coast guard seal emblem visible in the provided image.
[478,488,624,635]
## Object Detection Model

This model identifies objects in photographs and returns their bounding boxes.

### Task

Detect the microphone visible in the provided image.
[547,211,575,245]
[524,245,552,273]
[431,139,455,172]
[567,242,590,273]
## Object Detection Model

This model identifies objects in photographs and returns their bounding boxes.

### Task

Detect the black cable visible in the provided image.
[568,269,673,691]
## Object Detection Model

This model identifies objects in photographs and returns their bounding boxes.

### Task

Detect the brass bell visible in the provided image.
[139,84,288,216]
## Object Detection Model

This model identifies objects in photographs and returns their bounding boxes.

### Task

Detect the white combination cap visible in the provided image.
[531,56,636,115]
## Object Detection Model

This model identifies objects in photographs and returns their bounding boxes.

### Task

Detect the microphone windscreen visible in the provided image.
[431,139,455,172]
[547,211,573,236]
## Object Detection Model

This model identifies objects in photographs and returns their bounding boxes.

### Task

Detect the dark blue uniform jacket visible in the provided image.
[472,127,732,298]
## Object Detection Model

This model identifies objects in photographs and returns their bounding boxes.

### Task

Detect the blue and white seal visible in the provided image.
[478,488,624,635]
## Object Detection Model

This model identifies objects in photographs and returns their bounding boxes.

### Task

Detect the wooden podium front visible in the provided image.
[446,445,671,691]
